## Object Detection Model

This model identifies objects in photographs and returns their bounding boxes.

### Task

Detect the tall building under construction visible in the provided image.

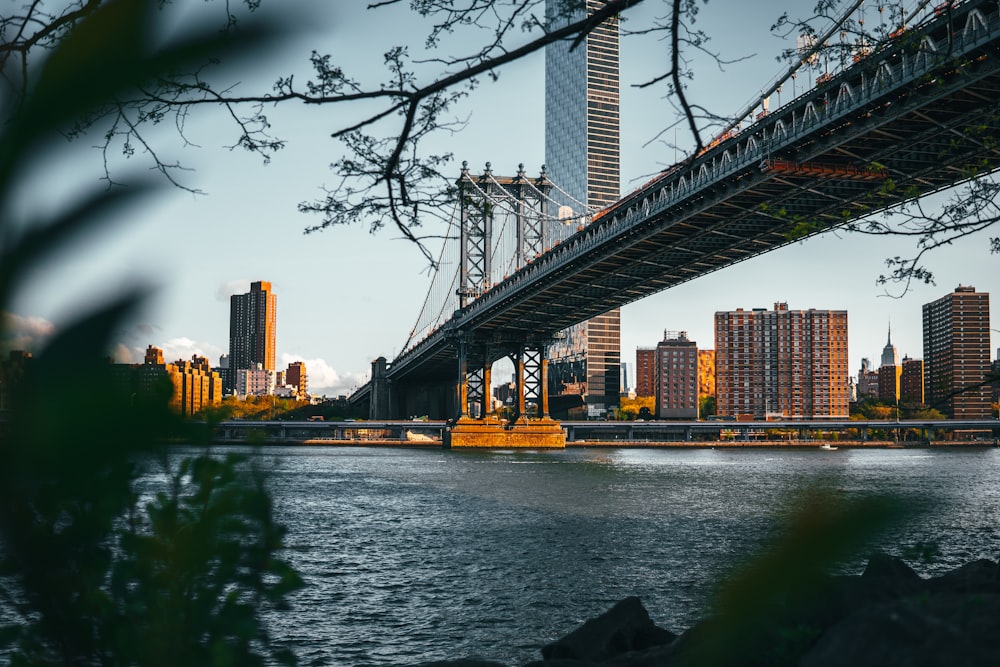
[545,0,621,415]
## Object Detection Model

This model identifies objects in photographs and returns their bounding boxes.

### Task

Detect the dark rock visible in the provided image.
[860,551,926,600]
[598,642,680,667]
[539,596,676,663]
[800,592,1000,667]
[429,559,1000,667]
[414,660,507,667]
[926,558,1000,595]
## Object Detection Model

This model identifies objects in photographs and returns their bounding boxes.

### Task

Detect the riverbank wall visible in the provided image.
[211,437,998,448]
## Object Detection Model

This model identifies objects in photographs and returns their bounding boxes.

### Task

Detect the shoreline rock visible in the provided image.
[418,555,1000,666]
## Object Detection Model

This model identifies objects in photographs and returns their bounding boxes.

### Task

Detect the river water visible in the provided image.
[184,445,1000,667]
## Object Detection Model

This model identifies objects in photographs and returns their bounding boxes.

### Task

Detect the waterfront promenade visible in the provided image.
[212,418,999,448]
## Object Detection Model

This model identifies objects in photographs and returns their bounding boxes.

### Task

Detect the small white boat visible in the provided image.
[819,444,838,451]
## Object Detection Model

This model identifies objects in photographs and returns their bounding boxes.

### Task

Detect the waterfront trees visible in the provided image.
[0,4,302,663]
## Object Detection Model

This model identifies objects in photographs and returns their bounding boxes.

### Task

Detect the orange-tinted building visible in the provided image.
[698,349,716,400]
[285,361,308,399]
[116,345,221,416]
[228,280,277,393]
[715,303,849,419]
[877,364,901,404]
[172,355,223,415]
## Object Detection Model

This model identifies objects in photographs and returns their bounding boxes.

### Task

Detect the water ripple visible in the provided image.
[171,445,1000,666]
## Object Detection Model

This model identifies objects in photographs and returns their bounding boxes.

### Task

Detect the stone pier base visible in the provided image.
[444,417,566,449]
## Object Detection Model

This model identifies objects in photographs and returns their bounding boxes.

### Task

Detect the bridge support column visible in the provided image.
[445,339,564,448]
[541,357,550,418]
[455,339,494,420]
[482,364,492,416]
[457,342,469,419]
[516,352,527,417]
[370,356,393,420]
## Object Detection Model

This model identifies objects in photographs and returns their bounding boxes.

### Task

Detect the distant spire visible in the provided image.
[881,320,899,368]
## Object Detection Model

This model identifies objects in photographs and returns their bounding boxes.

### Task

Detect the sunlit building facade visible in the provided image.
[228,280,277,393]
[113,345,221,416]
[715,303,849,419]
[698,349,716,401]
[922,285,991,418]
[286,360,308,400]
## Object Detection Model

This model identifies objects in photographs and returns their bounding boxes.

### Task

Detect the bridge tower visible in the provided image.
[447,163,564,447]
[456,162,551,306]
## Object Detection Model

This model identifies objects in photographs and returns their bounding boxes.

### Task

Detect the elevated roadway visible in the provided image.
[355,0,1000,413]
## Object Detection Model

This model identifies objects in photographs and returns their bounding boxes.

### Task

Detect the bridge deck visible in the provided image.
[372,0,1000,388]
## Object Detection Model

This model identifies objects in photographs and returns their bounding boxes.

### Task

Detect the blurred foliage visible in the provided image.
[677,490,910,667]
[0,1,302,665]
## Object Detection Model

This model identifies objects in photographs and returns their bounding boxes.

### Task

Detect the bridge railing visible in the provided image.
[387,0,1000,377]
[448,0,999,331]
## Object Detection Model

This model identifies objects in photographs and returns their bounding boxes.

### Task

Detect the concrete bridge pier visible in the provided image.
[445,339,565,448]
[370,356,393,420]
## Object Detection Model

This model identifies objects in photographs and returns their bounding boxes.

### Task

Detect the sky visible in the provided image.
[5,0,999,396]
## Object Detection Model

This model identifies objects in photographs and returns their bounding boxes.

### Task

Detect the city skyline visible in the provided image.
[4,1,998,396]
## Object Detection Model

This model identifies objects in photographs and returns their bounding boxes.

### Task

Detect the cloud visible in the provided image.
[161,337,225,364]
[278,353,367,397]
[216,279,250,302]
[107,337,225,365]
[110,342,138,364]
[1,312,55,353]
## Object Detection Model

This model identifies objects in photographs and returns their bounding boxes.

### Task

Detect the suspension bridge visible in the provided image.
[352,0,1000,447]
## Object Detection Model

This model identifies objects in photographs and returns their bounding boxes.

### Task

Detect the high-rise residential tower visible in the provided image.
[715,303,849,419]
[228,280,277,393]
[922,285,991,418]
[545,0,621,415]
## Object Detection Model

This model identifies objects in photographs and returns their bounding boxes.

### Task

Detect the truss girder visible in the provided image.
[384,0,1000,384]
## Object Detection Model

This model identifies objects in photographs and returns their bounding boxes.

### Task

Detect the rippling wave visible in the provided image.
[9,446,995,666]
[175,446,997,666]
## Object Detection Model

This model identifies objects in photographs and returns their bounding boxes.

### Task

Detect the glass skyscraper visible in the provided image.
[544,0,621,415]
